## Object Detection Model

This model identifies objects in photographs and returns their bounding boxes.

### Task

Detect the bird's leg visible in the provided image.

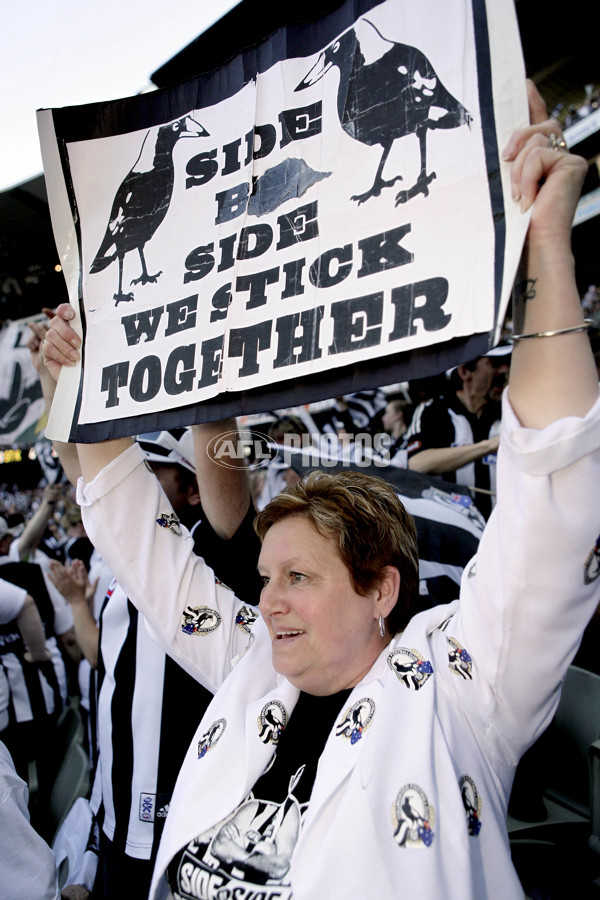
[113,255,135,306]
[395,125,436,206]
[351,142,403,205]
[131,247,163,287]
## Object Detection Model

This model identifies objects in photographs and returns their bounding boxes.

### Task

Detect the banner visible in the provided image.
[0,317,46,448]
[38,0,528,443]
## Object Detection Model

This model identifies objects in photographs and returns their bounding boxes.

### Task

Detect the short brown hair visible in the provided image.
[254,469,419,633]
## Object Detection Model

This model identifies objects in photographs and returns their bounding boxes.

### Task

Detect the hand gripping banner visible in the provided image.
[38,0,529,441]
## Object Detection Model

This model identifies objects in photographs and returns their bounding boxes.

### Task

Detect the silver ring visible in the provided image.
[548,132,568,152]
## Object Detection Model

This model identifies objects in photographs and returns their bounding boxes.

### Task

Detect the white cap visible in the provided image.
[484,344,512,360]
[136,428,195,473]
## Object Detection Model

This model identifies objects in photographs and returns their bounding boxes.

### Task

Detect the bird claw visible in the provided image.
[351,190,375,206]
[114,292,135,306]
[395,172,436,206]
[130,271,163,287]
[351,175,403,206]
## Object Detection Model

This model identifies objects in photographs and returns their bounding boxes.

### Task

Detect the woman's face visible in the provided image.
[258,516,386,695]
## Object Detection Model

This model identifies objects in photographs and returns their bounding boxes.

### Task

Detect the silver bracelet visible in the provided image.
[509,319,595,343]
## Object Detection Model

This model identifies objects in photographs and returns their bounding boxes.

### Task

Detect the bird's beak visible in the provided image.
[182,116,209,138]
[295,52,331,91]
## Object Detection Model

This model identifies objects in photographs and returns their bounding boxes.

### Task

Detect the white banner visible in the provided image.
[38,0,528,442]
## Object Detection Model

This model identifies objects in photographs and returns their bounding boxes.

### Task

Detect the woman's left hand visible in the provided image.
[502,80,587,249]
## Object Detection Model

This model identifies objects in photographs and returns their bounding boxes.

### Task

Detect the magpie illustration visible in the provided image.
[295,20,471,205]
[89,115,208,306]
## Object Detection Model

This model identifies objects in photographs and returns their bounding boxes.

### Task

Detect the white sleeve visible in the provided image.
[0,743,60,900]
[449,388,600,765]
[0,579,27,624]
[78,444,259,693]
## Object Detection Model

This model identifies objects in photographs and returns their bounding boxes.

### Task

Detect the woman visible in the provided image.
[43,84,600,899]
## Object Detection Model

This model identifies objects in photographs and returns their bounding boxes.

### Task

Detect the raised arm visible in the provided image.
[28,315,82,486]
[41,304,131,481]
[15,483,62,561]
[502,81,597,426]
[446,86,600,763]
[192,419,252,540]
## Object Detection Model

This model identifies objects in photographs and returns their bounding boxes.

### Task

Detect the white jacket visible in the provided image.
[78,391,600,899]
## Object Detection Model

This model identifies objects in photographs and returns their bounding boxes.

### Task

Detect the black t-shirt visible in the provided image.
[168,689,351,899]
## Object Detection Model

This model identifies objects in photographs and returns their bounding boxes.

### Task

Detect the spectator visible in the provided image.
[58,505,96,572]
[0,576,51,737]
[401,346,511,517]
[5,484,81,669]
[381,397,413,465]
[255,416,307,511]
[0,558,69,840]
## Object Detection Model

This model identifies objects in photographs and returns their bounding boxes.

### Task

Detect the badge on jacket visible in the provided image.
[258,700,288,745]
[336,697,375,744]
[388,648,434,690]
[447,637,473,680]
[459,774,482,836]
[156,512,182,535]
[584,534,600,584]
[181,606,221,635]
[392,783,435,847]
[236,605,259,634]
[198,718,226,759]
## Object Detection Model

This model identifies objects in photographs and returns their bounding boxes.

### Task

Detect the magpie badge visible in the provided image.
[181,605,221,635]
[336,697,375,744]
[584,535,600,584]
[388,648,434,690]
[197,718,226,759]
[235,605,259,634]
[258,700,288,745]
[392,783,435,848]
[156,511,182,535]
[459,774,482,836]
[447,636,473,680]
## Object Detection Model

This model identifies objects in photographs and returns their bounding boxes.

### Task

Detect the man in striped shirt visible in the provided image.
[401,347,511,519]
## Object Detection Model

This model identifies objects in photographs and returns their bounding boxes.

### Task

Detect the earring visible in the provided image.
[378,614,386,638]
